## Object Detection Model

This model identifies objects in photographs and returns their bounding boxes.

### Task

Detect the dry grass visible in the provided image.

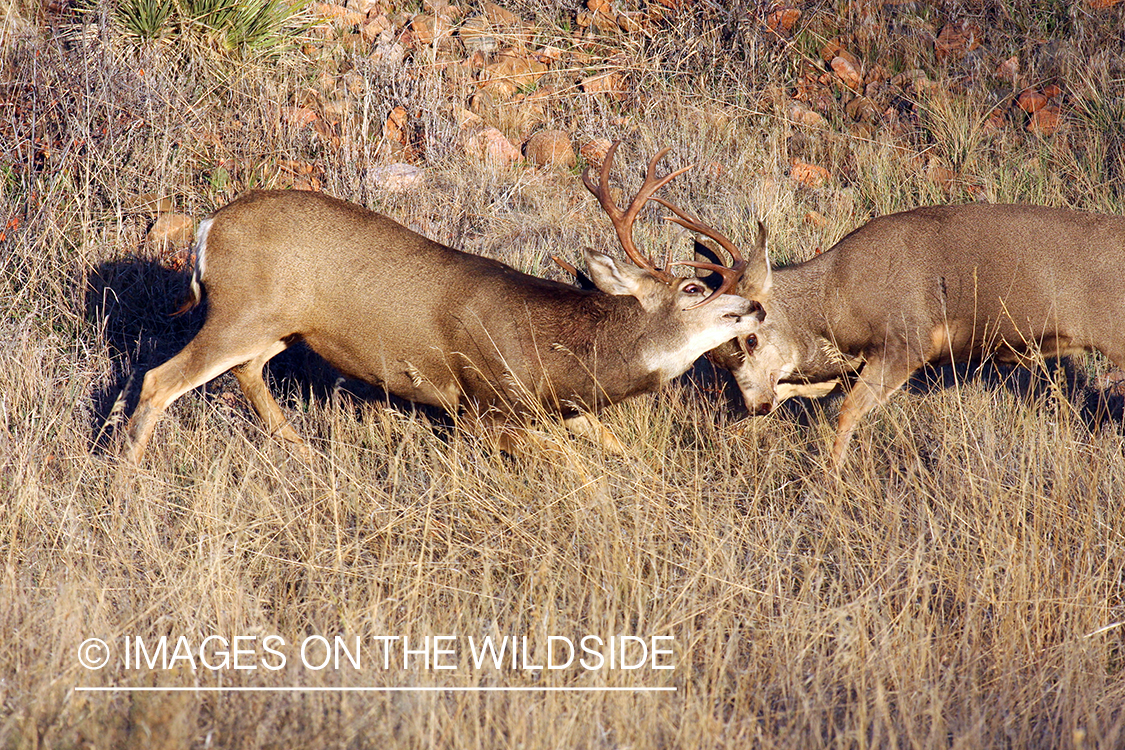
[2,2,1125,748]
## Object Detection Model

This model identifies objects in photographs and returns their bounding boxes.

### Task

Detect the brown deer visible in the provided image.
[700,203,1125,465]
[123,145,763,462]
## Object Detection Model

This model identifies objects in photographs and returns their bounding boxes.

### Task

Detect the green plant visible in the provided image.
[184,0,308,56]
[113,0,175,41]
[996,0,1073,39]
[110,0,308,59]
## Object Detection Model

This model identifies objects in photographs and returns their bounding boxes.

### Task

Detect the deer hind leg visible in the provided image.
[1098,342,1125,372]
[231,340,303,447]
[833,350,919,467]
[1092,343,1125,421]
[125,328,290,464]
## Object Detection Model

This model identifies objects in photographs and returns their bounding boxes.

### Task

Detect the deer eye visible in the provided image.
[682,282,706,296]
[742,334,758,355]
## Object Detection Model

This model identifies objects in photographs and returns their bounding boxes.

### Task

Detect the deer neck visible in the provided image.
[770,256,861,381]
[511,291,656,409]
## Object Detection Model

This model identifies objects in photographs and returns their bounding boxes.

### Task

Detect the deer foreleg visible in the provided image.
[564,413,624,455]
[832,350,919,467]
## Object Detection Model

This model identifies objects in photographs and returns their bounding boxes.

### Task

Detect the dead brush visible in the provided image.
[3,3,1125,749]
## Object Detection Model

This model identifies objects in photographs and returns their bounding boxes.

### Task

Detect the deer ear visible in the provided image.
[583,248,649,297]
[552,251,597,290]
[737,220,773,297]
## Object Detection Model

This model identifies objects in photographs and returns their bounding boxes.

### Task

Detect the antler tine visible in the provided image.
[581,140,620,219]
[631,148,694,223]
[581,141,692,281]
[651,196,744,265]
[651,196,749,309]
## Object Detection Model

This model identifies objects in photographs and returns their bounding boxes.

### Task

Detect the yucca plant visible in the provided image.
[110,0,307,59]
[211,0,307,56]
[113,0,175,41]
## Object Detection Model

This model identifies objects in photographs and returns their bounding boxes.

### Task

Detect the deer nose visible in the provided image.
[753,401,772,416]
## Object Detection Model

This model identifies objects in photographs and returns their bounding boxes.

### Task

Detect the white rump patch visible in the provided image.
[194,218,212,275]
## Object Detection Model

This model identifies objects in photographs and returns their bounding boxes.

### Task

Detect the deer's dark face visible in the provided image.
[708,322,795,417]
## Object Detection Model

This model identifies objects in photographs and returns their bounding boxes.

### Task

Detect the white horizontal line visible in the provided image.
[75,686,676,693]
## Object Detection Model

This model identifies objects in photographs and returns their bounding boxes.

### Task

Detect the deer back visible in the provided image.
[800,204,1125,364]
[193,190,757,416]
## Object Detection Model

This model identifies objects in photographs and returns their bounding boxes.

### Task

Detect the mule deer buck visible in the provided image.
[123,145,763,462]
[699,203,1125,466]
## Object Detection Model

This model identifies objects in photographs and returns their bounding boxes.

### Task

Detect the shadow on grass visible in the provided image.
[83,257,449,455]
[85,256,1125,459]
[701,356,1125,441]
[909,358,1125,433]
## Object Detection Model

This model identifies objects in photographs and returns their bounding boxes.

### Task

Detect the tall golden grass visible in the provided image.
[2,2,1124,747]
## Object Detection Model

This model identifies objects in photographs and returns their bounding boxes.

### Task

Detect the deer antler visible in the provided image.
[651,197,749,309]
[582,141,692,284]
